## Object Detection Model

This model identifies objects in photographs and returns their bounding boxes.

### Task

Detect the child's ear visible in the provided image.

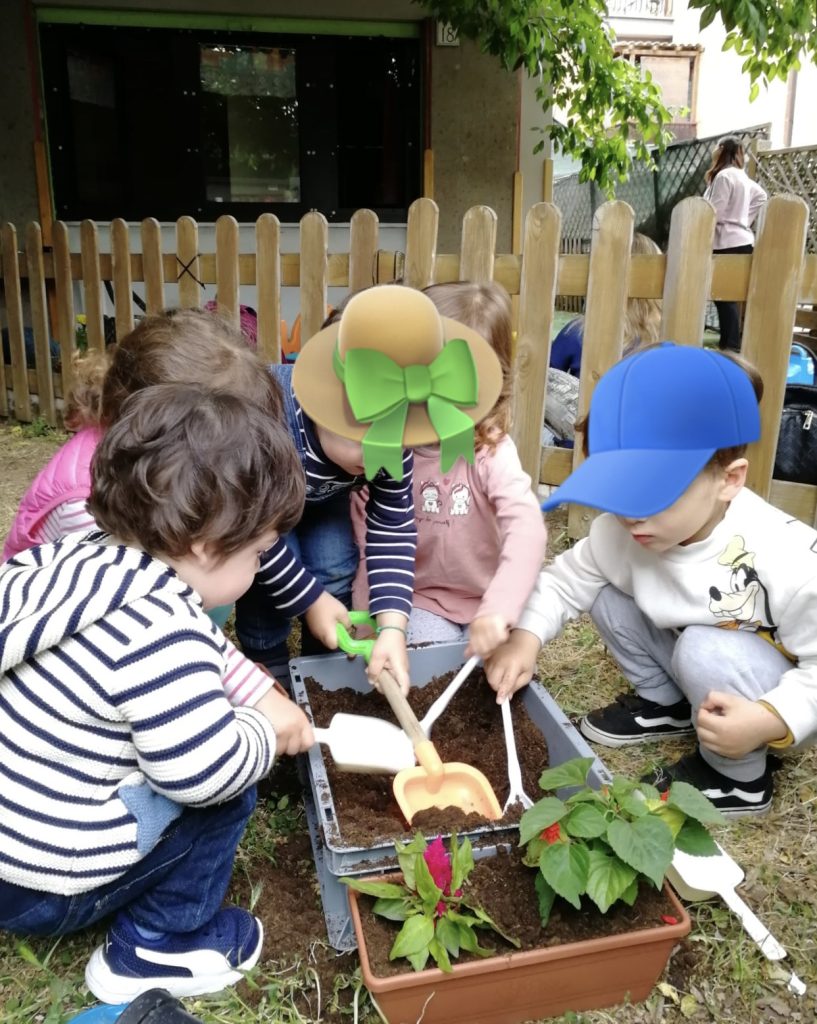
[718,458,748,501]
[189,540,217,569]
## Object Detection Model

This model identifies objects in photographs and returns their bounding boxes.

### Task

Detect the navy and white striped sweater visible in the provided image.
[0,533,276,895]
[257,371,417,619]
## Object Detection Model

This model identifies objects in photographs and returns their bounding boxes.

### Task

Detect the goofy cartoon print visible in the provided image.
[709,535,777,643]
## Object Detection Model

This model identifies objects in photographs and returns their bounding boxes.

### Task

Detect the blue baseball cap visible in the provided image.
[541,343,761,517]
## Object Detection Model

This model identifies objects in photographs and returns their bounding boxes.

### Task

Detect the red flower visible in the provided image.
[424,836,453,893]
[541,822,562,845]
[661,914,678,925]
[435,900,447,918]
[660,791,670,803]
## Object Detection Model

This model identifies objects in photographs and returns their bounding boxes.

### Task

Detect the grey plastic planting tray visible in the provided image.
[291,641,611,879]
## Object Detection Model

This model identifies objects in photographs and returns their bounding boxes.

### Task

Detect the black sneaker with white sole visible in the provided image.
[642,750,774,818]
[580,693,695,747]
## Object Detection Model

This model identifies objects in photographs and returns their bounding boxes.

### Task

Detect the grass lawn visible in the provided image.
[0,426,814,1023]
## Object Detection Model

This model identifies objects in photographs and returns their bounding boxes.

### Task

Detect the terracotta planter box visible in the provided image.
[348,879,690,1024]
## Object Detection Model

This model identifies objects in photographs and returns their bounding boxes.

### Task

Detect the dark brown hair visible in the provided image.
[575,346,764,468]
[89,384,304,559]
[422,281,513,452]
[65,308,282,429]
[704,135,745,186]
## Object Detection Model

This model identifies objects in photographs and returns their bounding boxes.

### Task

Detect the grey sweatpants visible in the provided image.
[590,585,790,781]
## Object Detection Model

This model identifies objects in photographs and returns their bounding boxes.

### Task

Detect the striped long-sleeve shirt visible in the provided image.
[0,533,276,895]
[256,373,417,619]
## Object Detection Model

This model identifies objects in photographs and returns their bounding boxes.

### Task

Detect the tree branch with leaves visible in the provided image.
[417,0,817,194]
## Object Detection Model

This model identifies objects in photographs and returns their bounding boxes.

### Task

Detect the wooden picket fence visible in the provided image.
[1,195,816,536]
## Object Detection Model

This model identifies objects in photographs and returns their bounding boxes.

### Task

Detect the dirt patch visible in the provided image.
[0,425,66,539]
[304,666,549,846]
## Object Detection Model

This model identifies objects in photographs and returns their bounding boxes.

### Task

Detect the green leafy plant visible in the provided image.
[519,757,724,925]
[342,833,519,972]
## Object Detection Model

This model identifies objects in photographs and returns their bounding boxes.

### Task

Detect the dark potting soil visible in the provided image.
[359,846,682,978]
[304,667,550,846]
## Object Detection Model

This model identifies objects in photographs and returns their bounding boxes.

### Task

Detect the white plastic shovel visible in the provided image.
[668,844,806,996]
[312,656,480,774]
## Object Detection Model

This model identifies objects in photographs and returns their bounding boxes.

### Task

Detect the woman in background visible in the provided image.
[703,135,767,352]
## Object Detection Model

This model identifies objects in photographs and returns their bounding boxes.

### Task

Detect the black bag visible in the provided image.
[774,384,817,484]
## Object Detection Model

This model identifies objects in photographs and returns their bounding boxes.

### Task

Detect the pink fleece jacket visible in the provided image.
[352,435,547,627]
[3,426,102,561]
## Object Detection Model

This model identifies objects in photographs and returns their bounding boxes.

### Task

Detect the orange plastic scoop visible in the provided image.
[378,669,502,824]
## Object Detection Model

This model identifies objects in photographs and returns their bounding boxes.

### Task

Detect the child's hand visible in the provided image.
[252,687,314,757]
[697,691,789,758]
[466,614,510,659]
[368,620,410,695]
[484,629,542,704]
[303,591,352,650]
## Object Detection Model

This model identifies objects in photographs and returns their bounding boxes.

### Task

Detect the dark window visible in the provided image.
[39,22,422,222]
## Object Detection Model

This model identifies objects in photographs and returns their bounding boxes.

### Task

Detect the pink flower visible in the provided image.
[424,836,453,893]
[435,900,447,918]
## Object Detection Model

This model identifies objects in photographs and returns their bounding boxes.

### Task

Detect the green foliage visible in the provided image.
[689,0,816,91]
[519,757,724,922]
[342,832,519,972]
[415,0,816,195]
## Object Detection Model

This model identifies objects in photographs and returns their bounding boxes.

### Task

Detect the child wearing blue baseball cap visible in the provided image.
[485,343,817,817]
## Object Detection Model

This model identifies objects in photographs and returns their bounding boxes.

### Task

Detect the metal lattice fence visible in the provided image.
[553,125,772,252]
[755,144,817,254]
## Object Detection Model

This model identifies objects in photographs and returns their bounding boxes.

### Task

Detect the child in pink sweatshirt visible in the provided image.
[351,282,547,662]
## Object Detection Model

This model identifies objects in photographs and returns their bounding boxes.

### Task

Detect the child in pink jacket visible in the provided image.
[352,282,547,662]
[4,308,292,709]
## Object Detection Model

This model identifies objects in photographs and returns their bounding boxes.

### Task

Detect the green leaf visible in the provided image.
[607,816,675,889]
[519,797,568,845]
[535,871,557,926]
[585,848,638,913]
[620,875,639,906]
[390,915,435,959]
[394,832,426,890]
[674,818,719,857]
[451,835,474,891]
[429,936,453,972]
[407,948,429,972]
[435,915,461,957]
[522,836,546,867]
[564,803,607,838]
[699,5,717,29]
[340,878,407,899]
[414,853,443,914]
[539,841,589,909]
[537,757,595,793]
[667,781,726,825]
[372,897,411,921]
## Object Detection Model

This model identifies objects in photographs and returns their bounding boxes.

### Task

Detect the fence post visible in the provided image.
[349,209,379,293]
[26,221,56,425]
[176,217,201,309]
[569,200,634,538]
[0,224,28,420]
[661,196,715,347]
[299,211,329,345]
[111,219,134,340]
[80,220,104,355]
[141,218,165,315]
[52,220,75,402]
[404,197,439,289]
[256,213,281,364]
[743,194,809,499]
[514,202,561,487]
[459,206,497,283]
[215,215,240,330]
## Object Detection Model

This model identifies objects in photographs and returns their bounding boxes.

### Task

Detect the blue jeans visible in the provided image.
[0,787,256,937]
[235,492,358,656]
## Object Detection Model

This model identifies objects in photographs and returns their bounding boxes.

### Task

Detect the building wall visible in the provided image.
[431,39,517,251]
[0,3,39,225]
[1,0,519,256]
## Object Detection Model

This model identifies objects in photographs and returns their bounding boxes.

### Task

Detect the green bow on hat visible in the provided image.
[333,338,479,481]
